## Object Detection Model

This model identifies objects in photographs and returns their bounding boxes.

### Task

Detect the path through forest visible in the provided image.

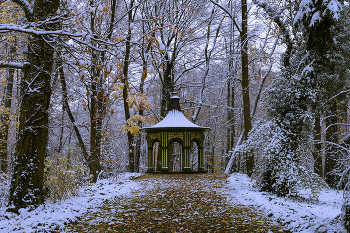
[64,174,287,232]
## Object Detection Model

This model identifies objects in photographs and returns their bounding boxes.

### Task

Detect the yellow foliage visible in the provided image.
[44,150,92,203]
[126,92,151,112]
[0,1,24,24]
[121,115,145,135]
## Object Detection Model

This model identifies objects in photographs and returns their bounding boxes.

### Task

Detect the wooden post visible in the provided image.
[161,147,168,172]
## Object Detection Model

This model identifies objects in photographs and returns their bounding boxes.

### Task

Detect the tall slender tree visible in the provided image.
[121,0,137,172]
[0,44,16,173]
[211,0,253,175]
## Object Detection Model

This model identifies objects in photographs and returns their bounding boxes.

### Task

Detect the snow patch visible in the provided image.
[310,11,321,26]
[222,173,346,232]
[0,172,142,233]
[327,0,342,20]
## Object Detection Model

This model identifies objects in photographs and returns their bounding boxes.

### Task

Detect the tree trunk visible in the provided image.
[9,0,59,210]
[56,109,64,154]
[122,0,135,172]
[226,78,235,171]
[160,52,173,118]
[87,0,117,179]
[313,108,323,177]
[225,4,236,172]
[0,50,15,173]
[87,0,113,181]
[89,74,103,181]
[168,144,174,172]
[123,51,133,173]
[241,0,253,176]
[325,101,339,188]
[135,70,145,172]
[89,69,102,180]
[58,57,92,175]
[157,143,162,171]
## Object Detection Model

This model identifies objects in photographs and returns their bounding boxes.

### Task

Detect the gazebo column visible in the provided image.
[198,146,205,171]
[183,147,191,172]
[147,147,153,172]
[161,147,169,172]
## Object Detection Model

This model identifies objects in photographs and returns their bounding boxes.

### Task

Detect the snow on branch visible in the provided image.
[0,61,30,69]
[11,0,34,20]
[253,0,293,67]
[294,0,342,26]
[0,23,84,37]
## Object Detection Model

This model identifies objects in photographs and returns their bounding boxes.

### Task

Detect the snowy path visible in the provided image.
[64,174,285,232]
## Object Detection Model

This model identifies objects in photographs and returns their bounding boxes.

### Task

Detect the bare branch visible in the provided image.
[251,38,278,118]
[253,0,293,67]
[210,0,242,34]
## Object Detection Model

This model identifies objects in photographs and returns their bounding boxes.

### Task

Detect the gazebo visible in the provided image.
[140,93,210,173]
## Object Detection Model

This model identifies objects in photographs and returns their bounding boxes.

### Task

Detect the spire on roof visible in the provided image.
[169,92,181,111]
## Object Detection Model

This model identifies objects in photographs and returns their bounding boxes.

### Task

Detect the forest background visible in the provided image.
[1,0,350,229]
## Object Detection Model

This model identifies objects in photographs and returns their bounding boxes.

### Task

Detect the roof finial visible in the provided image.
[169,92,181,111]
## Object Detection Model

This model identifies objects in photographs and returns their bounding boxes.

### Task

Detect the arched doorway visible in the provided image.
[191,140,199,171]
[168,141,183,172]
[152,141,161,171]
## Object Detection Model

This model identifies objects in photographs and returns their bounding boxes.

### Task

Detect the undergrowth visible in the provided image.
[44,149,92,203]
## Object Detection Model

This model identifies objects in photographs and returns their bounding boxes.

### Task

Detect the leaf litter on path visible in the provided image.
[64,174,287,232]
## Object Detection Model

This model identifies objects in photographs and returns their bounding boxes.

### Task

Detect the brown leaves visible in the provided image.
[65,174,286,233]
[142,69,147,80]
[97,90,105,100]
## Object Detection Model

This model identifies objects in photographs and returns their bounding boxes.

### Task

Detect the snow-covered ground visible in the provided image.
[0,172,142,233]
[1,172,346,232]
[223,173,346,233]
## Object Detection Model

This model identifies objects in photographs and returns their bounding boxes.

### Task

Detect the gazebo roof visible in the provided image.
[140,93,210,132]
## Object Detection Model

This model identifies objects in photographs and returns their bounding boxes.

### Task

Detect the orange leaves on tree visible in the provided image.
[97,90,106,100]
[142,69,147,80]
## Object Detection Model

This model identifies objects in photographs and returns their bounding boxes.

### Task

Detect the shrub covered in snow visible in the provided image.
[240,117,327,198]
